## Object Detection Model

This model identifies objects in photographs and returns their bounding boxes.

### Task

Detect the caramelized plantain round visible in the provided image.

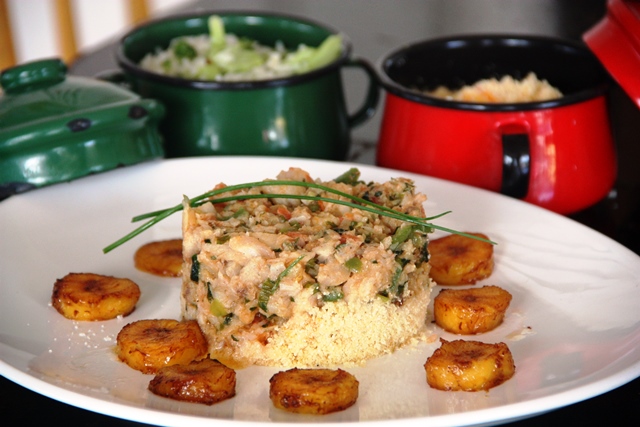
[424,339,515,391]
[269,368,359,415]
[51,272,140,321]
[428,233,494,285]
[434,285,512,334]
[116,319,208,374]
[134,239,183,277]
[148,359,236,405]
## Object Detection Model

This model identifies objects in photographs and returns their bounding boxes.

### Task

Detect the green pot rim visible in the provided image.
[116,10,352,90]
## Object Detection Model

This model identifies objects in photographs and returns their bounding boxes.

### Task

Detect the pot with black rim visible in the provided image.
[113,11,379,160]
[376,34,616,215]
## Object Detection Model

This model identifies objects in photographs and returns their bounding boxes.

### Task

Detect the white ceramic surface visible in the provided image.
[1,157,639,427]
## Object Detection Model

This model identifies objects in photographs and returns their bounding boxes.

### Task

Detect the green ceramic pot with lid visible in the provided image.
[115,11,379,159]
[0,58,165,198]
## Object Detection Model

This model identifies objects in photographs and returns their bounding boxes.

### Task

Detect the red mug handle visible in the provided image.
[500,132,530,199]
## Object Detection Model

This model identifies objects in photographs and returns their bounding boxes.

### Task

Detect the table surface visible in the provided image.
[3,0,640,425]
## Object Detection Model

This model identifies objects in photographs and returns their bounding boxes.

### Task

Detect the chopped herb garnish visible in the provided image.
[388,259,409,299]
[390,265,403,293]
[190,254,200,282]
[103,171,495,253]
[377,293,390,303]
[223,313,233,325]
[334,167,361,185]
[210,298,228,317]
[173,39,197,59]
[280,221,301,233]
[206,282,214,302]
[232,207,247,218]
[322,288,344,302]
[344,257,363,273]
[216,235,231,244]
[308,201,320,212]
[390,224,415,252]
[258,255,304,312]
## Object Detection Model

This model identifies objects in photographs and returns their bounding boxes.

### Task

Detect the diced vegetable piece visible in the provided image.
[195,63,222,80]
[258,279,277,312]
[334,168,361,185]
[306,34,343,69]
[305,257,319,277]
[208,15,226,52]
[285,34,343,73]
[322,288,344,302]
[390,225,415,252]
[190,254,200,282]
[173,40,197,59]
[210,298,228,317]
[213,44,266,73]
[344,257,363,273]
[258,255,304,312]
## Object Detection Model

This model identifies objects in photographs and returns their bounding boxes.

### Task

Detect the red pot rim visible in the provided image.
[377,34,609,112]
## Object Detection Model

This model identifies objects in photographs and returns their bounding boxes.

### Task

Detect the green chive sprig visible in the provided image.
[103,175,495,254]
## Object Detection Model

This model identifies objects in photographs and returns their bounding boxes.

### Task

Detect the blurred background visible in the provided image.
[1,0,186,67]
[2,0,637,245]
[0,0,610,147]
[2,0,638,252]
[2,0,606,67]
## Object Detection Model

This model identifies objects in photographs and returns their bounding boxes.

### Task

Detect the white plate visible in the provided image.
[1,157,639,427]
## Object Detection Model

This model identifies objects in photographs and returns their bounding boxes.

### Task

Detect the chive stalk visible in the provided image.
[103,176,495,253]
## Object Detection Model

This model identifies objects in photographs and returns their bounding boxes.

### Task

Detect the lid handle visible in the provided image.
[0,58,67,94]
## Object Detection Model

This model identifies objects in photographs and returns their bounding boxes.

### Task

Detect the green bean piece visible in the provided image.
[334,168,361,185]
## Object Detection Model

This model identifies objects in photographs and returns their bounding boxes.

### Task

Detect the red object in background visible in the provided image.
[584,0,640,108]
[377,93,616,214]
[376,35,617,215]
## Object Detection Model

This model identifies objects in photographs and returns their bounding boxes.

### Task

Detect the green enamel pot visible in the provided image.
[115,11,379,159]
[0,58,165,198]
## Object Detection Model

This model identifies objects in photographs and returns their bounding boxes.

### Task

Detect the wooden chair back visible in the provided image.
[0,0,149,71]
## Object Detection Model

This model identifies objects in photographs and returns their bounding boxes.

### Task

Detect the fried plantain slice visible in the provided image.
[428,233,494,285]
[134,238,183,277]
[51,272,140,321]
[116,319,208,374]
[269,368,359,415]
[434,285,512,334]
[424,339,515,391]
[148,359,236,405]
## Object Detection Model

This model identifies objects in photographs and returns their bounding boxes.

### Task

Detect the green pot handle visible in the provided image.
[1,58,66,94]
[344,57,380,128]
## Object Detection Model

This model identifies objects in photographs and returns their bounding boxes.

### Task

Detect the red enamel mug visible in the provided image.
[376,35,617,214]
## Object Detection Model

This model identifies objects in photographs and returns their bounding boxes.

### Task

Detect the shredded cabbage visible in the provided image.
[139,15,343,81]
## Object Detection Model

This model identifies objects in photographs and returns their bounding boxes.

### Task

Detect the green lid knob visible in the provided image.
[0,58,67,94]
